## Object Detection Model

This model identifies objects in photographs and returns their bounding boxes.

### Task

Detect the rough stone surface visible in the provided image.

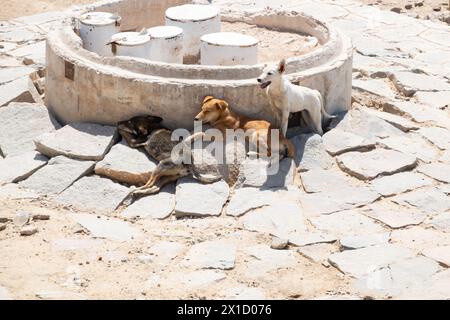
[147,241,186,265]
[19,156,94,195]
[419,127,450,150]
[298,243,338,264]
[35,123,118,161]
[353,78,396,99]
[226,188,277,217]
[0,77,36,107]
[328,244,415,278]
[72,213,140,242]
[122,185,175,220]
[391,71,450,96]
[380,134,440,163]
[386,101,450,129]
[0,103,59,157]
[370,172,434,196]
[291,134,334,172]
[363,108,419,132]
[0,151,47,184]
[244,245,297,278]
[340,233,390,250]
[427,213,450,233]
[236,157,295,188]
[175,177,229,218]
[392,187,450,213]
[20,226,38,236]
[422,246,450,267]
[95,141,157,186]
[322,129,374,156]
[270,237,289,250]
[417,163,450,183]
[367,201,427,229]
[310,210,385,237]
[56,176,130,213]
[0,184,39,200]
[337,149,417,180]
[182,240,236,270]
[415,91,450,110]
[390,226,450,251]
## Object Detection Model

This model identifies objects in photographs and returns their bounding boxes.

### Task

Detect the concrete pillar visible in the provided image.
[165,4,221,64]
[109,31,152,59]
[201,32,259,66]
[78,12,121,57]
[147,26,184,64]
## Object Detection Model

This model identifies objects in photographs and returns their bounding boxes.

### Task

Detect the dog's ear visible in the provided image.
[216,100,229,111]
[203,96,214,104]
[278,59,286,74]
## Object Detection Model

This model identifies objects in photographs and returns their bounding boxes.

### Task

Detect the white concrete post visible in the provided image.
[165,4,221,64]
[200,32,259,66]
[78,12,121,57]
[108,31,152,59]
[147,26,184,64]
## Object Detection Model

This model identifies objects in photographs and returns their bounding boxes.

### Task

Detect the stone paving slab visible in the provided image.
[0,184,40,201]
[243,245,297,278]
[95,141,157,186]
[414,91,450,110]
[182,240,236,270]
[362,108,420,132]
[422,246,450,267]
[379,134,440,163]
[0,151,47,184]
[35,123,118,161]
[322,128,374,156]
[385,101,450,129]
[19,156,94,195]
[0,66,35,85]
[367,201,428,229]
[290,134,334,172]
[0,102,60,157]
[340,233,390,250]
[390,71,450,97]
[122,185,175,220]
[370,171,434,197]
[175,177,229,218]
[418,127,450,151]
[236,157,296,188]
[56,176,130,213]
[0,77,36,107]
[417,163,450,183]
[337,148,417,180]
[226,187,277,217]
[392,187,450,214]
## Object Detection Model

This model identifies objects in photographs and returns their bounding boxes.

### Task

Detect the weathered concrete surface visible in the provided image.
[337,149,417,180]
[95,141,157,186]
[35,123,118,161]
[19,156,94,195]
[56,176,130,213]
[0,103,59,157]
[0,151,47,184]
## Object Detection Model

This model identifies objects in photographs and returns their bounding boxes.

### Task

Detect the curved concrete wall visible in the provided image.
[46,0,353,130]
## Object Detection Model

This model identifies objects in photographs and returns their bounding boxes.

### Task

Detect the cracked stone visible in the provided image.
[175,177,229,218]
[362,108,419,132]
[0,76,37,107]
[35,123,118,161]
[56,176,130,213]
[370,171,434,197]
[390,71,450,96]
[0,151,47,184]
[340,233,390,250]
[392,187,450,214]
[122,185,175,220]
[182,240,236,270]
[0,102,60,157]
[417,162,450,183]
[290,134,334,172]
[226,187,276,217]
[385,101,450,128]
[19,156,94,195]
[71,213,140,242]
[418,127,450,151]
[367,201,427,229]
[322,129,374,156]
[379,134,440,163]
[353,78,396,99]
[337,149,417,180]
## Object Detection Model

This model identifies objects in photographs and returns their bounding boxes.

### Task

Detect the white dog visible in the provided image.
[257,59,334,136]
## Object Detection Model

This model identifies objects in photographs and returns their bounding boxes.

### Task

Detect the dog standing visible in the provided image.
[257,59,334,136]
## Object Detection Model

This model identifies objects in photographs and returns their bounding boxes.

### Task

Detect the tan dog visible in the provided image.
[194,96,295,159]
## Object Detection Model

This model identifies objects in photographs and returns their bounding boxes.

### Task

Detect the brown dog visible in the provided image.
[117,115,164,148]
[194,96,295,159]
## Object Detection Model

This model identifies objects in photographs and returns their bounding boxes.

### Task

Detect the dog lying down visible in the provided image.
[257,59,335,136]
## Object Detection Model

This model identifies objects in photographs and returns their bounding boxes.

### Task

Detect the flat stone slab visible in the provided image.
[419,127,450,151]
[147,241,186,265]
[380,134,440,163]
[392,187,450,214]
[353,78,396,99]
[340,233,390,250]
[35,123,117,161]
[328,244,415,278]
[310,210,385,237]
[122,185,175,220]
[370,172,434,197]
[226,187,277,217]
[415,91,450,110]
[175,177,229,218]
[418,163,450,184]
[391,226,450,251]
[56,176,130,213]
[71,213,140,242]
[322,128,374,156]
[182,240,236,270]
[391,71,450,96]
[0,77,36,107]
[0,66,35,85]
[427,213,450,233]
[337,149,417,180]
[362,108,419,132]
[367,201,427,229]
[236,157,295,188]
[422,246,450,267]
[19,156,94,195]
[290,134,334,172]
[95,141,157,186]
[288,232,338,247]
[244,245,297,278]
[386,101,450,129]
[0,151,47,184]
[0,184,39,201]
[297,243,338,264]
[0,103,60,157]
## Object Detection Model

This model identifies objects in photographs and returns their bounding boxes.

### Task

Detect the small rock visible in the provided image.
[391,7,402,13]
[31,214,50,221]
[0,223,6,231]
[414,1,423,7]
[13,211,31,226]
[271,237,289,250]
[433,7,441,12]
[405,4,413,10]
[0,217,11,223]
[20,226,38,236]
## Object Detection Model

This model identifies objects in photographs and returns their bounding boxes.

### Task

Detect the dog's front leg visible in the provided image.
[280,108,290,137]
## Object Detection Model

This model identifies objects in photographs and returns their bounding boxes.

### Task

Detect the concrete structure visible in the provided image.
[165,4,221,63]
[45,0,353,130]
[200,32,258,66]
[78,12,121,56]
[110,31,151,59]
[147,26,184,64]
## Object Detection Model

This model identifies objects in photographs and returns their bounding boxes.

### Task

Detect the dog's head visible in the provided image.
[257,59,286,89]
[195,96,229,124]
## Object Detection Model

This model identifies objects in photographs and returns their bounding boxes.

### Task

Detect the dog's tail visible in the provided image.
[319,94,336,120]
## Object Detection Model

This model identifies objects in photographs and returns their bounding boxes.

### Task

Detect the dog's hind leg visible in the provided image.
[309,106,324,135]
